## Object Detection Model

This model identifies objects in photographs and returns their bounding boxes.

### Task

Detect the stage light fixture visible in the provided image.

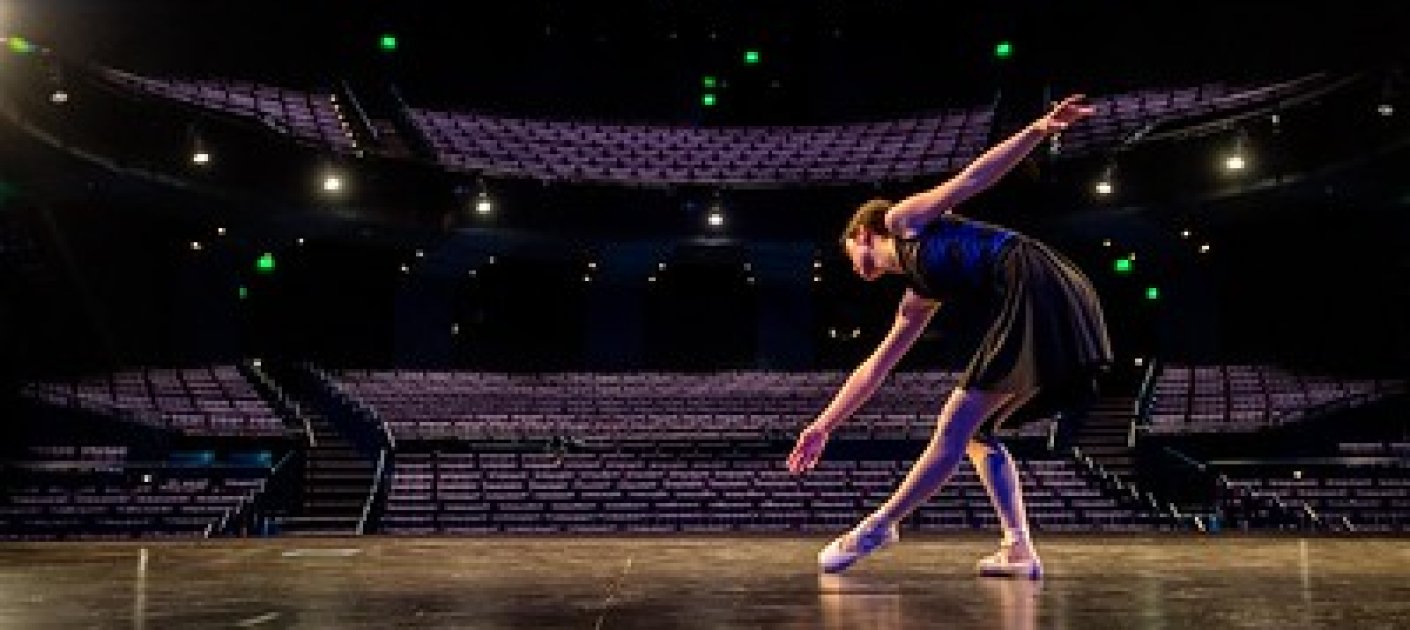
[255,252,276,274]
[1378,103,1394,117]
[702,93,717,107]
[322,175,343,192]
[192,151,211,165]
[707,209,724,227]
[1094,162,1116,196]
[50,90,68,104]
[1145,286,1160,300]
[216,227,226,236]
[190,241,203,251]
[702,75,717,88]
[1113,258,1133,274]
[238,286,248,300]
[1199,243,1211,254]
[994,41,1013,59]
[744,50,760,65]
[379,34,398,52]
[475,194,493,215]
[1222,131,1249,173]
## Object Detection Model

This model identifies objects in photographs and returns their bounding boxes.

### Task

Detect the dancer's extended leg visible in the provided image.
[818,388,1014,573]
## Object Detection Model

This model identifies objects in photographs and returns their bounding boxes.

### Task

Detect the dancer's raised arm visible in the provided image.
[885,94,1094,237]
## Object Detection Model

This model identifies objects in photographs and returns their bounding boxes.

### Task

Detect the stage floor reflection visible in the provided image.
[1,533,1407,628]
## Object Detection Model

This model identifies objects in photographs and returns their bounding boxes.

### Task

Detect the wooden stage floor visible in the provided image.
[1,534,1407,628]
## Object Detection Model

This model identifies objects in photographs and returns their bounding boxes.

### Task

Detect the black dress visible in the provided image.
[894,213,1114,439]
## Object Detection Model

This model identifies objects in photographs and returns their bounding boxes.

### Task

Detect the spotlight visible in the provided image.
[1094,180,1113,196]
[1181,229,1191,238]
[296,237,306,245]
[1378,103,1394,117]
[216,227,226,236]
[1199,243,1211,254]
[50,90,68,104]
[414,249,424,258]
[475,195,493,214]
[583,275,591,283]
[190,241,202,251]
[399,264,410,273]
[192,151,211,165]
[707,210,724,227]
[1102,239,1113,247]
[323,175,343,192]
[1224,155,1246,171]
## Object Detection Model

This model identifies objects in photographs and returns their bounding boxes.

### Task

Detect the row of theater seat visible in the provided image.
[380,450,1154,534]
[21,366,289,438]
[1147,363,1403,434]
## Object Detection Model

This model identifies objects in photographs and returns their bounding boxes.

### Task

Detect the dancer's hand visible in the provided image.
[787,422,831,474]
[1034,94,1095,135]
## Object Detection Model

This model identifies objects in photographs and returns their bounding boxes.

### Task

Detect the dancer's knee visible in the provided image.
[966,435,1005,459]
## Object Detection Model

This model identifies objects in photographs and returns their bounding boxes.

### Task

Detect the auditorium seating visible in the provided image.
[405,106,993,185]
[379,449,1152,534]
[1219,465,1410,532]
[21,365,291,438]
[90,64,1334,186]
[1056,73,1333,156]
[98,67,358,153]
[1146,363,1403,434]
[0,445,270,541]
[329,369,1055,443]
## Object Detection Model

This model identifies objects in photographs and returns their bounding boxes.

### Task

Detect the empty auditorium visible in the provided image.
[1,1,1406,628]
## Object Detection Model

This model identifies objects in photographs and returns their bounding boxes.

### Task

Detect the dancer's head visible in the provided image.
[840,198,894,281]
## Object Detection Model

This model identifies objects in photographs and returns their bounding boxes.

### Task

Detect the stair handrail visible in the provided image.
[357,448,388,534]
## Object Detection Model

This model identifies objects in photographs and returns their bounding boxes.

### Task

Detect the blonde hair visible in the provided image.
[839,198,894,249]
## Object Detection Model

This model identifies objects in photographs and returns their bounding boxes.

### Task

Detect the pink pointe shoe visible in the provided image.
[817,520,899,574]
[976,540,1044,580]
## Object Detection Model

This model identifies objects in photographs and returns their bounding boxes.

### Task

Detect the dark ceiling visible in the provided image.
[10,1,1404,123]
